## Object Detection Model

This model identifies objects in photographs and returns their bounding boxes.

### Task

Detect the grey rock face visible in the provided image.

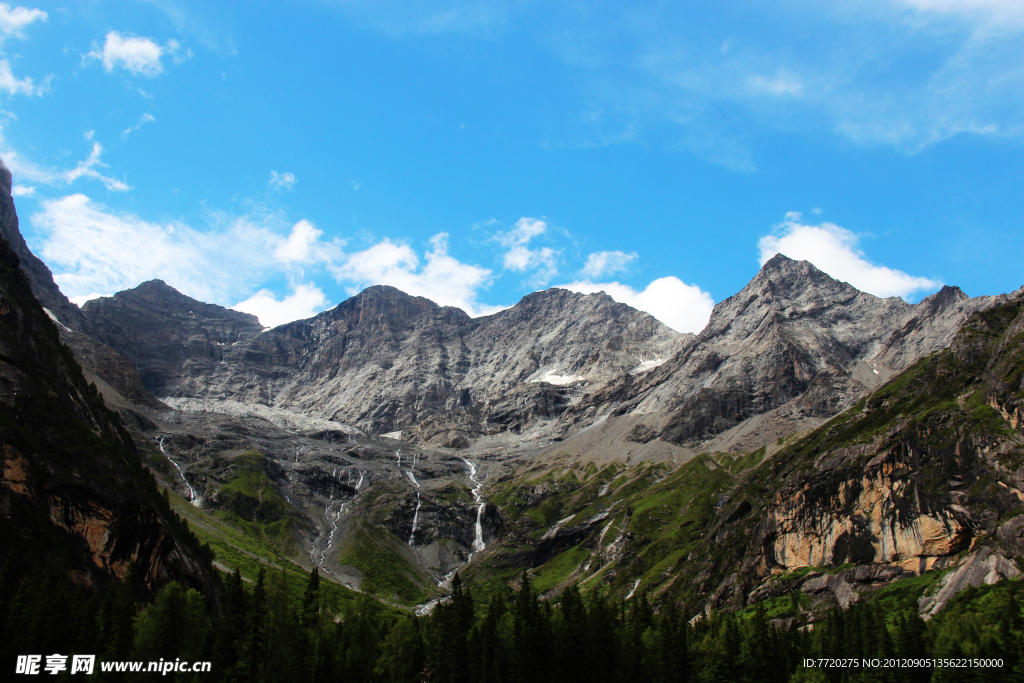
[557,255,1003,446]
[83,283,683,435]
[82,280,265,396]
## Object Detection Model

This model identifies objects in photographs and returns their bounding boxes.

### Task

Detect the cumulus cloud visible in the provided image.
[87,32,173,77]
[581,250,637,279]
[274,219,343,265]
[758,213,942,299]
[269,170,296,191]
[559,277,715,334]
[331,233,502,316]
[0,3,45,42]
[30,194,281,306]
[493,217,559,285]
[28,193,503,325]
[11,183,33,196]
[232,282,328,329]
[121,113,155,139]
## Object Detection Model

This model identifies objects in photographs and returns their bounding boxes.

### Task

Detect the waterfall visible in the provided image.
[356,470,364,491]
[317,501,344,567]
[408,492,421,545]
[158,436,201,508]
[625,578,642,600]
[460,458,486,554]
[473,503,486,553]
[395,449,401,467]
[406,470,420,488]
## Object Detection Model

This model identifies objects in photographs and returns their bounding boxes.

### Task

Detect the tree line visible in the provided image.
[2,558,1023,682]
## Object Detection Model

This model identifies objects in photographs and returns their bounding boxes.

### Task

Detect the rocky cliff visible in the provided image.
[480,294,1024,619]
[0,233,215,597]
[557,255,1004,449]
[82,282,683,436]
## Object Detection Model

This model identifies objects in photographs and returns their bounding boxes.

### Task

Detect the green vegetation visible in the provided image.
[337,519,431,605]
[168,487,354,609]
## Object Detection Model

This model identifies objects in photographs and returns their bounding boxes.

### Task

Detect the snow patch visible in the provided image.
[629,357,667,374]
[43,308,73,333]
[531,372,586,386]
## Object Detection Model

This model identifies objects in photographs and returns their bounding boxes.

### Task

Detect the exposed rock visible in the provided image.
[558,255,1004,447]
[918,547,1021,618]
[0,228,215,598]
[81,282,682,435]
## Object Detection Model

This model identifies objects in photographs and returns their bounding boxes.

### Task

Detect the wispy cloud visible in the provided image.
[580,250,637,279]
[30,194,281,306]
[2,126,130,192]
[758,212,942,300]
[0,3,48,97]
[121,113,155,139]
[337,2,1024,165]
[0,58,45,95]
[269,170,296,191]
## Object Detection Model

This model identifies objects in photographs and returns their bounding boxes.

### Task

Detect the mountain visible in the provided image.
[0,230,215,597]
[81,281,683,438]
[0,163,165,417]
[477,292,1024,620]
[553,255,1005,455]
[4,158,1021,625]
[81,279,265,397]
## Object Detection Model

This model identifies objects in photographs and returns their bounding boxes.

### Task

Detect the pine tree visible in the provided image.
[235,566,268,683]
[301,566,321,629]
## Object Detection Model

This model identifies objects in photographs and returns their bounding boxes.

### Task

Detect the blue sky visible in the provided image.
[1,1,1021,331]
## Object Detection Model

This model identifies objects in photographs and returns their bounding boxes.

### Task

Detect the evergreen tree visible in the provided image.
[235,566,268,683]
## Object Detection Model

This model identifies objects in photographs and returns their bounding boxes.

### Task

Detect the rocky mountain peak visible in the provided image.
[321,284,466,330]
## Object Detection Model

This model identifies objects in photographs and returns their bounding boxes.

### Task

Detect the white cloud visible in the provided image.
[30,194,282,306]
[69,291,111,306]
[331,232,502,317]
[11,182,32,196]
[1,134,129,192]
[581,250,637,279]
[274,219,343,265]
[559,277,715,334]
[757,213,942,299]
[269,170,296,191]
[0,58,45,96]
[63,142,130,191]
[747,70,804,97]
[232,282,328,328]
[121,113,155,139]
[88,32,167,77]
[0,3,46,42]
[493,217,559,284]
